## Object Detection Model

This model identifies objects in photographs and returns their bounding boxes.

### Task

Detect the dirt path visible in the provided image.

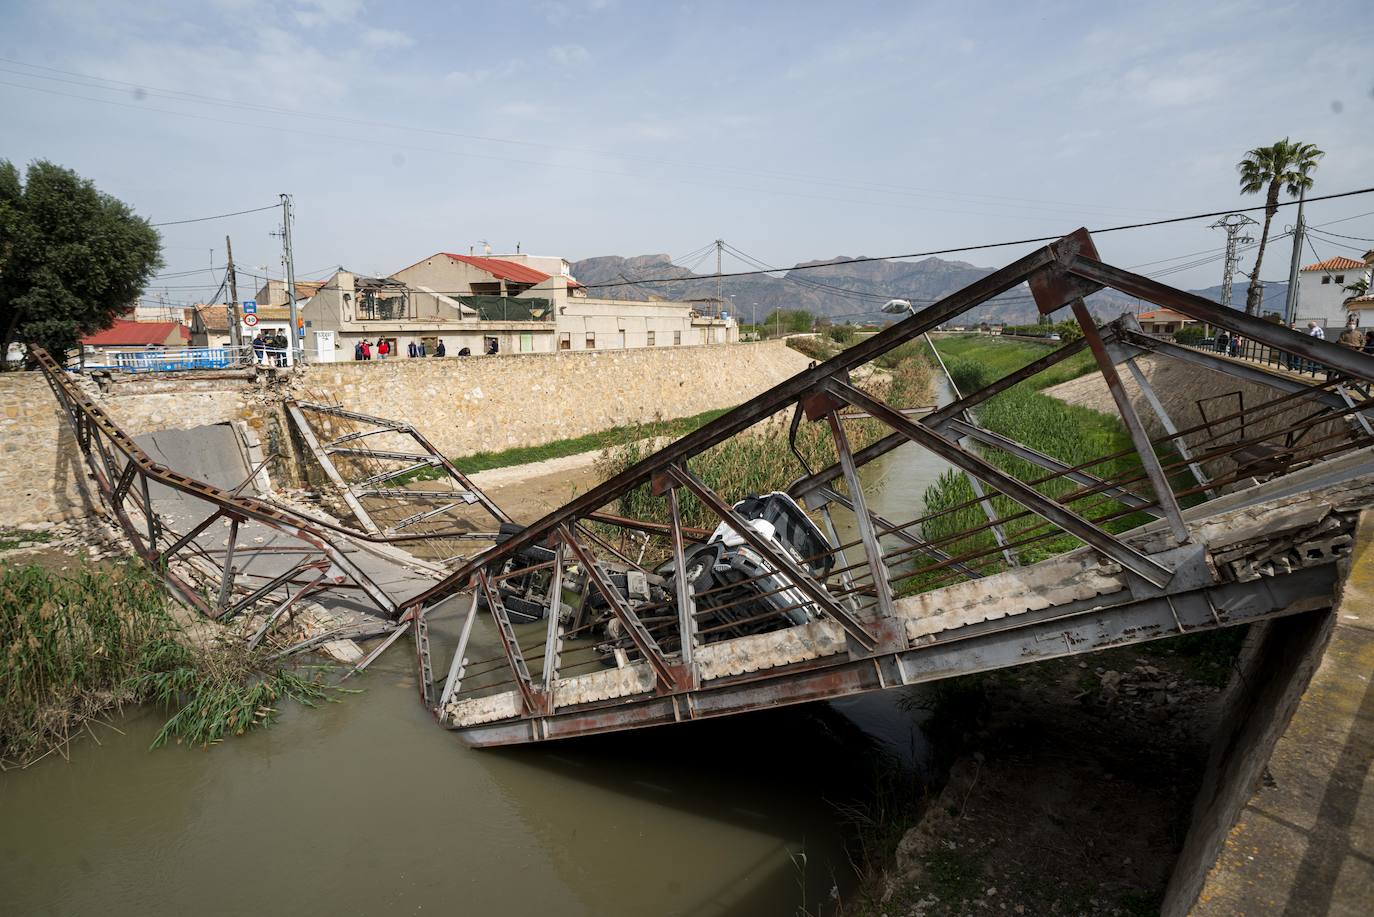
[471,450,606,523]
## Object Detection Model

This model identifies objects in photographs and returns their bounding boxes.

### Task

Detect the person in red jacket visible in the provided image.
[378,339,390,360]
[361,340,372,360]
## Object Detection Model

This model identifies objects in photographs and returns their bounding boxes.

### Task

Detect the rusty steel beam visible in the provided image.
[666,485,699,680]
[827,411,896,619]
[286,401,382,533]
[560,526,677,689]
[1071,298,1189,543]
[1065,254,1374,385]
[479,572,541,714]
[31,347,399,621]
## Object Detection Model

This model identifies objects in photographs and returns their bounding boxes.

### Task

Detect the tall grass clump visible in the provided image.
[1,562,333,766]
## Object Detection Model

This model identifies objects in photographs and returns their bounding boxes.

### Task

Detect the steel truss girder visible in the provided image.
[288,400,510,536]
[448,561,1339,747]
[422,228,1373,747]
[31,348,399,622]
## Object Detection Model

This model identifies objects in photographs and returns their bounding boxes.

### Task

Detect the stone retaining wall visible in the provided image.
[305,340,810,458]
[0,372,90,524]
[1043,354,1353,480]
[0,340,810,526]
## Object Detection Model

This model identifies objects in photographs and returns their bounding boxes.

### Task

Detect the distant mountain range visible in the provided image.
[570,253,1287,326]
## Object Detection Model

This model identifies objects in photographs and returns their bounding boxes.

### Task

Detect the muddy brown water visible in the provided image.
[0,385,959,917]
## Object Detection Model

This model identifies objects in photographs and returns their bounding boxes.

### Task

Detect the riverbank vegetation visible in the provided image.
[596,339,935,530]
[0,561,331,767]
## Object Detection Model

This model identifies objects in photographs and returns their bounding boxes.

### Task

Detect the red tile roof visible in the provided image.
[82,320,189,347]
[442,254,552,285]
[1300,256,1366,272]
[1138,308,1193,321]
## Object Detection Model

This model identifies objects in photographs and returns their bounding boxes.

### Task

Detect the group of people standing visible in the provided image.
[250,330,290,367]
[352,338,450,361]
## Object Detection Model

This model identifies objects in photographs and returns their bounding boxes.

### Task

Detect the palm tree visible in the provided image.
[1237,138,1324,315]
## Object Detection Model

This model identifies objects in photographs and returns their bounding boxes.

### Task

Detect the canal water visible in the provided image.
[0,384,958,917]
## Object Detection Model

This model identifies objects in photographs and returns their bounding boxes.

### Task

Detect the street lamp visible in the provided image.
[881,298,913,317]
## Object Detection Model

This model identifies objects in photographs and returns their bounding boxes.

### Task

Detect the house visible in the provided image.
[295,267,550,361]
[190,304,235,348]
[254,278,326,308]
[81,320,190,365]
[390,252,737,355]
[1294,253,1374,329]
[1136,307,1201,335]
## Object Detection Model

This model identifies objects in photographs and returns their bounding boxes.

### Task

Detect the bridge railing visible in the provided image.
[416,228,1374,744]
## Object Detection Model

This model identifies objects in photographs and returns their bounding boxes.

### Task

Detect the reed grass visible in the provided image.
[1,561,333,766]
[596,352,935,531]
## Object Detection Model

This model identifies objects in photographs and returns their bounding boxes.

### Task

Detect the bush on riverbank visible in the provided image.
[1,562,331,766]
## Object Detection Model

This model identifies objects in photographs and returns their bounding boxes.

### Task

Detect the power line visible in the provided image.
[150,203,277,227]
[579,187,1374,290]
[1307,226,1374,243]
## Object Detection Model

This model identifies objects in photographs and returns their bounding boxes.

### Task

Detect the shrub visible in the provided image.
[1173,325,1207,346]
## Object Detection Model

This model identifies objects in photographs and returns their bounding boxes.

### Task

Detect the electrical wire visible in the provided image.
[150,203,278,227]
[578,188,1374,290]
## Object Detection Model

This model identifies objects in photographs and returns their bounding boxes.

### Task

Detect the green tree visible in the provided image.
[1236,139,1323,316]
[0,160,162,359]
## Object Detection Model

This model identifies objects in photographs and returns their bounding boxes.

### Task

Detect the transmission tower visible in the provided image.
[1209,214,1258,310]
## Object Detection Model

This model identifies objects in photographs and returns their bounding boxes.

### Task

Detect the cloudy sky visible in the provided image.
[2,0,1372,308]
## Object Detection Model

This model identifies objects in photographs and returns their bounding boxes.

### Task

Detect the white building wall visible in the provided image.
[1295,261,1372,328]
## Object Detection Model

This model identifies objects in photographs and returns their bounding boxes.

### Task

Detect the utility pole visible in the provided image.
[279,193,300,366]
[1209,214,1258,311]
[225,235,242,351]
[1282,186,1307,325]
[714,238,724,319]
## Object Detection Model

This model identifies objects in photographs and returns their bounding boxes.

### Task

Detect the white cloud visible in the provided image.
[551,44,590,66]
[292,0,365,28]
[362,28,414,49]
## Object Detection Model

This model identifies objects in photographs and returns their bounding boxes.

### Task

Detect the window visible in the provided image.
[1335,275,1345,284]
[647,330,655,346]
[585,332,596,349]
[520,332,533,352]
[483,335,499,354]
[559,332,570,350]
[673,330,682,345]
[1322,276,1331,284]
[617,331,626,349]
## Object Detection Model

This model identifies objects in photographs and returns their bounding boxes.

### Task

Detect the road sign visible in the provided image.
[242,300,257,315]
[243,313,260,328]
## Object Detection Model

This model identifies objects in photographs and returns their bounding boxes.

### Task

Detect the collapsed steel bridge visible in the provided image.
[410,229,1374,747]
[31,348,505,655]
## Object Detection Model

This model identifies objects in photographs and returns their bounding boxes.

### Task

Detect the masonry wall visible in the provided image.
[308,339,810,457]
[1,340,810,525]
[0,372,90,525]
